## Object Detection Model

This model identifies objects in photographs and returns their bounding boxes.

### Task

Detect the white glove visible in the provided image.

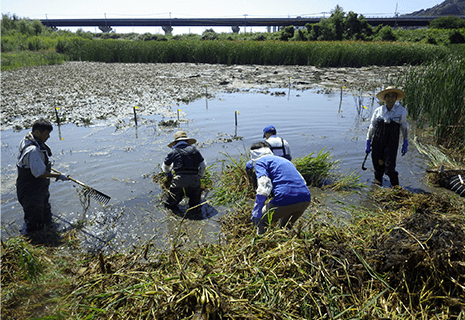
[56,174,70,181]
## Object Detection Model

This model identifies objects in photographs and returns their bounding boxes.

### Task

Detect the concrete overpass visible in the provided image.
[39,16,464,34]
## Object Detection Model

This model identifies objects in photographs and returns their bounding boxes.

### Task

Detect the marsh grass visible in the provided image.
[3,186,464,319]
[397,56,465,148]
[212,149,364,208]
[63,38,453,67]
[1,50,66,71]
[1,237,43,282]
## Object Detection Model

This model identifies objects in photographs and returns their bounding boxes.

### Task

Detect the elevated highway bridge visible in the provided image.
[39,16,464,34]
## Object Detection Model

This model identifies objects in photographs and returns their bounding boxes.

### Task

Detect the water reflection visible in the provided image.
[1,88,432,252]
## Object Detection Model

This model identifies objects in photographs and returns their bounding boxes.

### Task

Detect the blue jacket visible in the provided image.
[254,154,310,206]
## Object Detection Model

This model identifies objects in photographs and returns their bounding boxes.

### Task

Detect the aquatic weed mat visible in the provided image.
[365,187,465,315]
[372,185,465,215]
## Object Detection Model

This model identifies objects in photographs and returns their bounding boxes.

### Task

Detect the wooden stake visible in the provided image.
[133,106,139,126]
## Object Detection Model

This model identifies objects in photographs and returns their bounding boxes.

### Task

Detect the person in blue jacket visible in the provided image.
[249,141,311,235]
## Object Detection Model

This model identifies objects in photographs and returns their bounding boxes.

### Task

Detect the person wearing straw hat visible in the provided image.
[249,141,310,235]
[16,118,70,234]
[366,86,409,186]
[162,130,206,214]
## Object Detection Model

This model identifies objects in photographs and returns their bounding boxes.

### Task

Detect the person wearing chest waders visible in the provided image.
[262,125,292,160]
[366,87,409,186]
[250,141,311,235]
[246,125,292,189]
[16,118,70,234]
[162,131,206,214]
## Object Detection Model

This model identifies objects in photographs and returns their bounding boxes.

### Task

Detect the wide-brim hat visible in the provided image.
[167,130,197,148]
[376,86,405,102]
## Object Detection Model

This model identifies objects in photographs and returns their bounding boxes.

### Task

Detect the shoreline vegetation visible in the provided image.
[1,11,465,319]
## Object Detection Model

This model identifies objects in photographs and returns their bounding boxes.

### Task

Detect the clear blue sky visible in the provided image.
[1,0,445,34]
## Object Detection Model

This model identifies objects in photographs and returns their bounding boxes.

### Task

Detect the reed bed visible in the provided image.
[62,39,453,67]
[397,56,465,148]
[1,50,66,71]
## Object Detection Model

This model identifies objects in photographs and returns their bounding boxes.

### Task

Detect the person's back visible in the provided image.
[265,135,292,160]
[262,125,292,160]
[254,155,309,206]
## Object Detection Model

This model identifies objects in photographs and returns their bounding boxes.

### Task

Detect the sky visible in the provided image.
[1,0,446,34]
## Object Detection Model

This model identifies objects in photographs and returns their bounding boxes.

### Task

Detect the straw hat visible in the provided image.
[376,86,405,102]
[168,131,197,148]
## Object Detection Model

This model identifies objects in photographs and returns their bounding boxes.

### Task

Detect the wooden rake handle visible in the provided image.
[51,168,87,186]
[51,168,111,205]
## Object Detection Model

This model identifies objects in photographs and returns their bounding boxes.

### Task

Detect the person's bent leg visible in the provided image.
[264,202,310,229]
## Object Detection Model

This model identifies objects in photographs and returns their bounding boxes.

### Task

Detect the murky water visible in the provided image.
[1,88,433,252]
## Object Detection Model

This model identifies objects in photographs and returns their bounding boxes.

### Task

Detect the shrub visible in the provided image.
[450,30,465,44]
[375,25,397,41]
[280,26,295,41]
[429,16,465,29]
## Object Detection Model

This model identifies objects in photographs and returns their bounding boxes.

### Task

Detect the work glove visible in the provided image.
[245,160,253,173]
[365,139,371,154]
[401,139,408,156]
[251,194,266,226]
[56,174,69,181]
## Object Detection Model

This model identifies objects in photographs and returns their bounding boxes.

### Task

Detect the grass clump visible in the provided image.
[212,149,364,207]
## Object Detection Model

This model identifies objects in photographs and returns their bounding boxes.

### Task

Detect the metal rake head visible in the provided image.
[83,187,111,205]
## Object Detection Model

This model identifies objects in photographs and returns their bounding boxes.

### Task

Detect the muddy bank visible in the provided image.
[1,62,407,130]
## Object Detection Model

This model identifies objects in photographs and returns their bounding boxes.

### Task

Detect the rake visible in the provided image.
[52,168,111,205]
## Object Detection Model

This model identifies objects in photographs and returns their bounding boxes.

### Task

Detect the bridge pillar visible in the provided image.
[231,25,240,33]
[99,25,113,33]
[162,25,173,35]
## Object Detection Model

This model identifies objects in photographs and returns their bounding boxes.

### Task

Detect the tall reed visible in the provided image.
[63,39,453,67]
[397,56,465,148]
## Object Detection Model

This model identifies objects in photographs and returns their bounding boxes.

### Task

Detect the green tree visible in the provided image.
[374,25,397,41]
[280,25,295,41]
[31,20,43,35]
[343,12,372,40]
[330,5,345,40]
[429,16,465,29]
[317,18,336,40]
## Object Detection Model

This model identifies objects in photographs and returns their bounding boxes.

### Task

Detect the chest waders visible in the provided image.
[371,119,400,186]
[16,153,52,232]
[164,146,202,213]
[270,138,291,161]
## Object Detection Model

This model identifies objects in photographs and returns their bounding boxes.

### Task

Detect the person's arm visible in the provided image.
[162,152,174,176]
[251,163,274,225]
[27,148,48,178]
[366,111,377,141]
[400,109,409,140]
[198,160,206,177]
[284,140,292,160]
[27,148,66,180]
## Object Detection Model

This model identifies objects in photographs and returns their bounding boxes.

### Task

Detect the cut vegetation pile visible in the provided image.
[2,177,464,319]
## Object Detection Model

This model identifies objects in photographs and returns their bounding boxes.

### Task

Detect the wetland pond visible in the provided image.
[1,88,433,252]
